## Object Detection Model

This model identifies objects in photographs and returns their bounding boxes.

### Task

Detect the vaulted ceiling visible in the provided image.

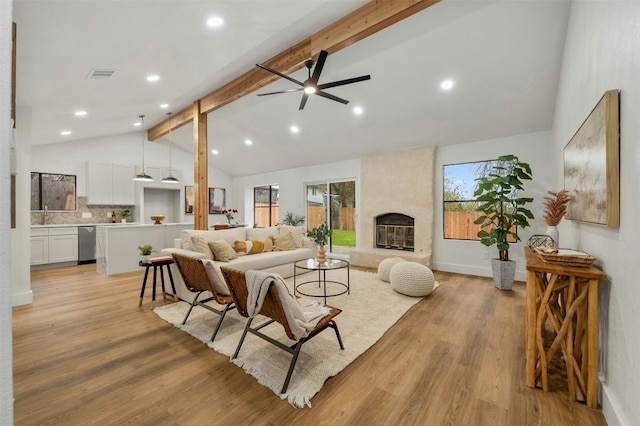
[14,0,571,177]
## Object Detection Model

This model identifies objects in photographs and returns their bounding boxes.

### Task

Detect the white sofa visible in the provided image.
[161,225,315,301]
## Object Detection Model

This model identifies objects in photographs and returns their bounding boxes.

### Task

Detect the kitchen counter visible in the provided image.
[96,223,192,275]
[31,222,141,228]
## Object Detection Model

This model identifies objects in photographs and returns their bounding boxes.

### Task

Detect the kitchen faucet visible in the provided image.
[43,205,49,225]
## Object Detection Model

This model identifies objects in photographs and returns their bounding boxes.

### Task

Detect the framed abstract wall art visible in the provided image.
[209,187,226,214]
[564,89,620,227]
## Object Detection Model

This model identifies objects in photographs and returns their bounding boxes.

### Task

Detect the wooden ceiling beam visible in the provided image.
[147,0,440,140]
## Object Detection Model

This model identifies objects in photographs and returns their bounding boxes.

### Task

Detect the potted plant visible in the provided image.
[221,208,238,224]
[542,189,572,246]
[282,211,305,226]
[138,244,154,263]
[307,223,330,264]
[473,154,534,290]
[118,209,131,223]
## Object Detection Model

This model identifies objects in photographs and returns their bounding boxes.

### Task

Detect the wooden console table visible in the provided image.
[524,247,605,408]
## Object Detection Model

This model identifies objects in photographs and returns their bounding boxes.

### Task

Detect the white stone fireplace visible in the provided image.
[350,145,435,269]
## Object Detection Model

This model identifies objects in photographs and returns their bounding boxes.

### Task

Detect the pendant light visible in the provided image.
[161,112,180,184]
[133,114,154,181]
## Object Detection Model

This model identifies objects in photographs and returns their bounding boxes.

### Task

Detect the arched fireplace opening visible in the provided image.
[375,213,414,251]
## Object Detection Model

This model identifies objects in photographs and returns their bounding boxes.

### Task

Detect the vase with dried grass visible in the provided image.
[543,189,572,246]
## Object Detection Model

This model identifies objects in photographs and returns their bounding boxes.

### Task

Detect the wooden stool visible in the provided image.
[139,257,178,308]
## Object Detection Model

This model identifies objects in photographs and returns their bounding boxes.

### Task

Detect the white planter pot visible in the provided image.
[491,258,516,290]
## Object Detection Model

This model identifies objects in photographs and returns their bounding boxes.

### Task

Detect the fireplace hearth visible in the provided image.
[376,213,414,251]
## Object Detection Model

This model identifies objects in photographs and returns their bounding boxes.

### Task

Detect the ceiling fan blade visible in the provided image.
[317,75,371,90]
[256,63,304,86]
[310,50,328,84]
[257,88,303,96]
[316,90,349,105]
[299,93,310,110]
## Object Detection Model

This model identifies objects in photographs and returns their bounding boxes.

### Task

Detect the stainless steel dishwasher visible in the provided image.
[78,226,96,264]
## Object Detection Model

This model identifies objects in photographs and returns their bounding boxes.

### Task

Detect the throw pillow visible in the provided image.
[277,225,305,248]
[190,234,214,260]
[208,240,238,262]
[201,259,231,295]
[234,240,252,255]
[249,240,265,254]
[272,232,297,251]
[263,237,273,252]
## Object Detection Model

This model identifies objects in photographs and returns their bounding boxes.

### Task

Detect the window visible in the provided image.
[306,180,356,254]
[443,160,496,240]
[254,185,279,227]
[30,172,77,211]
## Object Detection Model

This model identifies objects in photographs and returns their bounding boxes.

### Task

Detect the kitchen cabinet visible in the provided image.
[31,226,78,267]
[87,162,135,205]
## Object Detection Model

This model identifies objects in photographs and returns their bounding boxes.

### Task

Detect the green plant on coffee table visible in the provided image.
[138,244,154,256]
[307,223,330,246]
[282,211,305,226]
[473,154,534,261]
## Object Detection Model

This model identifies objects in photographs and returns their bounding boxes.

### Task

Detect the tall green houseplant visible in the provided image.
[473,154,534,262]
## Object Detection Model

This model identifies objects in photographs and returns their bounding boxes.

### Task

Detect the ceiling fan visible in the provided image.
[256,50,371,110]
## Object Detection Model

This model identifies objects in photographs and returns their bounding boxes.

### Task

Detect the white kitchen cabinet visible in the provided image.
[87,162,135,205]
[30,235,49,265]
[31,226,78,266]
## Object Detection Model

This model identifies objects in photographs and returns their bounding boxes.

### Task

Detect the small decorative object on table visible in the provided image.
[533,247,596,267]
[138,244,155,263]
[542,189,572,246]
[221,208,238,224]
[307,223,330,265]
[526,235,557,249]
[150,214,165,225]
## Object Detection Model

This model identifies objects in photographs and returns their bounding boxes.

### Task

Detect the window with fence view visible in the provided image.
[443,160,498,240]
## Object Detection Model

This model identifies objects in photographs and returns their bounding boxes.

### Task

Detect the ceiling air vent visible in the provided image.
[86,69,116,80]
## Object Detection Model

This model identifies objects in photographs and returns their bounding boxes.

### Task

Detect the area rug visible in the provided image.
[154,268,440,407]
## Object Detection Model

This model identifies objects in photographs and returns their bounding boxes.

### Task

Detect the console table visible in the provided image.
[524,247,605,408]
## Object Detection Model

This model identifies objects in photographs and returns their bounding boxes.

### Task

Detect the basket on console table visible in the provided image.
[533,247,596,267]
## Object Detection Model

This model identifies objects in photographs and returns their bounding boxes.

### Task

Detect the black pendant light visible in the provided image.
[161,112,179,184]
[133,114,154,182]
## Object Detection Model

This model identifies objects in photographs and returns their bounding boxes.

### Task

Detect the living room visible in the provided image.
[2,1,640,425]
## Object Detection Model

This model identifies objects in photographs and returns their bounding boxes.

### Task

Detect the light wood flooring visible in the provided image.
[13,264,607,425]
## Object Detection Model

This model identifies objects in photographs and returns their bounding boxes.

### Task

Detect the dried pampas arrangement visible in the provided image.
[543,189,572,226]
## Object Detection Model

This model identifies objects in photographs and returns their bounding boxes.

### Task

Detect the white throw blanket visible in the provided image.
[245,270,330,340]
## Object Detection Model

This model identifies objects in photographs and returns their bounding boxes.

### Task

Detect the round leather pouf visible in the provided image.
[389,262,435,297]
[377,257,407,282]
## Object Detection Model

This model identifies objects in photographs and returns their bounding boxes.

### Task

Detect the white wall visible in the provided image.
[433,131,554,281]
[1,0,14,421]
[552,2,640,424]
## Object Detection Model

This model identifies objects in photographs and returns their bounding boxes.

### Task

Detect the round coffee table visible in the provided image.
[293,258,350,304]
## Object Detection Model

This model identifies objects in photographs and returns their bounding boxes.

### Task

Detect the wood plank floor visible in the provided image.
[13,264,607,425]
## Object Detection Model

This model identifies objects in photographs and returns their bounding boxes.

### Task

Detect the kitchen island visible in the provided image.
[96,223,191,275]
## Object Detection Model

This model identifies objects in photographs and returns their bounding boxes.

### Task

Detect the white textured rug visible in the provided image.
[154,269,439,407]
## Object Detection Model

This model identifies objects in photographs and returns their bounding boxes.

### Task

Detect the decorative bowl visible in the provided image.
[150,214,165,225]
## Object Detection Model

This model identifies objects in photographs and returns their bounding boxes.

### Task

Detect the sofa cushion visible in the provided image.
[263,237,273,252]
[208,240,238,262]
[190,234,214,259]
[246,226,278,241]
[224,248,314,272]
[201,259,231,295]
[277,225,306,247]
[272,232,296,251]
[235,239,270,255]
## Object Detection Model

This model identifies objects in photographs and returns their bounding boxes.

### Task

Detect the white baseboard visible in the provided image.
[12,290,33,306]
[433,261,527,282]
[601,381,630,426]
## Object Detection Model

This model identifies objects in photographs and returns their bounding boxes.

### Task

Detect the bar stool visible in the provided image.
[138,256,178,308]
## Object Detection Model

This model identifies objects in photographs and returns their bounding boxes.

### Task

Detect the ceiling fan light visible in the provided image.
[304,86,316,94]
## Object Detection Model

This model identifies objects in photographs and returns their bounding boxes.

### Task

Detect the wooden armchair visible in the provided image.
[171,253,235,343]
[220,266,344,393]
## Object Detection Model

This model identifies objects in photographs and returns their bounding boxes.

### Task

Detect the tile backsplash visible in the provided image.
[31,197,135,225]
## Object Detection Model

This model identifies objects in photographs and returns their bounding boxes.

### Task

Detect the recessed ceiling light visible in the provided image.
[61,130,71,136]
[146,74,160,82]
[206,16,224,28]
[134,121,142,127]
[74,110,87,117]
[353,106,363,115]
[244,139,253,146]
[441,79,454,90]
[211,149,219,155]
[160,103,169,109]
[290,125,299,134]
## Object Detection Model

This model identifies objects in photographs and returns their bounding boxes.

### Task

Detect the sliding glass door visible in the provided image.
[306,180,356,254]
